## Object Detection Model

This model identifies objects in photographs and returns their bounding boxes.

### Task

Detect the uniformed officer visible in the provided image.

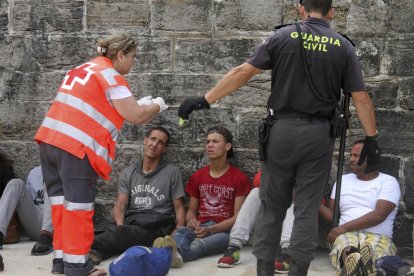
[178,0,379,275]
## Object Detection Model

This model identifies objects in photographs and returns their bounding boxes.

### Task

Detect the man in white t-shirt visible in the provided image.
[321,139,400,276]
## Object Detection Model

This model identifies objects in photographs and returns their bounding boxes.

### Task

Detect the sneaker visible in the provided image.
[88,249,103,265]
[339,252,362,276]
[51,258,64,274]
[274,251,291,274]
[31,233,53,255]
[217,246,240,268]
[153,235,183,268]
[359,241,376,276]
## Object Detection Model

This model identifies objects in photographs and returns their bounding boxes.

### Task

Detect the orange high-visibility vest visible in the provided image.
[35,56,128,180]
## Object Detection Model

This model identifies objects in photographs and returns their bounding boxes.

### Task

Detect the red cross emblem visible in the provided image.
[61,62,96,90]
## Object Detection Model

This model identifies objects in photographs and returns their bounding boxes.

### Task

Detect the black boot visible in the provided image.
[257,259,274,276]
[288,259,310,276]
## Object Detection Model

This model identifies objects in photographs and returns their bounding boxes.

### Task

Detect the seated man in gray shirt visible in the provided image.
[89,126,186,264]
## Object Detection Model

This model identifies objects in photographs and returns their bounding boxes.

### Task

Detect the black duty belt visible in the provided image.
[268,110,330,120]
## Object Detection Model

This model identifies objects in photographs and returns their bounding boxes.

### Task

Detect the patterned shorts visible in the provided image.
[329,231,397,271]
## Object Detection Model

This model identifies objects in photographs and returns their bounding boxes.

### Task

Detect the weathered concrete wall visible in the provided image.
[0,0,413,257]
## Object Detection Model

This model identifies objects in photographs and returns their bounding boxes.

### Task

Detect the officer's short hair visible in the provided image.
[145,126,170,146]
[301,0,332,17]
[207,126,234,159]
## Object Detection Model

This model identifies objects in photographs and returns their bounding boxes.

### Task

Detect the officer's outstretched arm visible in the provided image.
[351,91,377,137]
[205,62,262,104]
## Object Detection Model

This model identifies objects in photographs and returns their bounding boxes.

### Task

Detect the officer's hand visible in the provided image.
[152,97,168,113]
[357,135,380,173]
[137,95,153,106]
[178,96,210,120]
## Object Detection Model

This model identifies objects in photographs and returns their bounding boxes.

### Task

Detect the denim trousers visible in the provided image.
[173,222,229,262]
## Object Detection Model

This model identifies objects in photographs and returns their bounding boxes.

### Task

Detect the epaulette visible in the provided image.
[338,33,355,47]
[273,23,294,31]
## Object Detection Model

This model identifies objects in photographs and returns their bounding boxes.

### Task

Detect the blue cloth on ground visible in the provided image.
[109,246,171,276]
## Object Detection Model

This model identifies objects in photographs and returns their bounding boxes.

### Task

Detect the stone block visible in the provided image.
[386,37,414,76]
[0,35,31,72]
[151,0,212,33]
[346,0,387,35]
[0,0,7,31]
[403,160,414,214]
[175,38,259,73]
[127,73,220,104]
[0,100,49,140]
[0,69,62,102]
[214,0,282,32]
[400,78,414,110]
[365,78,398,109]
[131,37,172,73]
[353,37,382,77]
[87,0,150,33]
[386,0,414,34]
[375,110,414,156]
[29,35,96,71]
[393,210,413,258]
[0,140,40,179]
[376,155,401,182]
[11,0,83,33]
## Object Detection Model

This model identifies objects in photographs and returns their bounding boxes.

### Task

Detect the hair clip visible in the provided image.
[97,46,107,54]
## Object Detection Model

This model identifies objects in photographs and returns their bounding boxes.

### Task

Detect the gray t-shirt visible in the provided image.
[118,159,185,216]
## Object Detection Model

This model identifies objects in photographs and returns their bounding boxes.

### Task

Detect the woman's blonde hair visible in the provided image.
[97,33,137,60]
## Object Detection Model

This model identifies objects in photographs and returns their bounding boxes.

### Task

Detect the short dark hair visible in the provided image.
[301,0,332,17]
[145,126,170,146]
[207,126,234,159]
[353,139,365,146]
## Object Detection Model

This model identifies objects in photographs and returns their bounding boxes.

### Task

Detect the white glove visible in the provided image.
[137,96,153,106]
[152,97,168,113]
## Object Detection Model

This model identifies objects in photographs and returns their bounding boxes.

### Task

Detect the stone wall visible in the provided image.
[0,0,413,257]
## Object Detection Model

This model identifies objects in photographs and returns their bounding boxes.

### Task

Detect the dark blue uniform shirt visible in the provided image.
[247,17,366,116]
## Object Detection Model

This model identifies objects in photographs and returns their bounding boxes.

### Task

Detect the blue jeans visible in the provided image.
[173,221,229,262]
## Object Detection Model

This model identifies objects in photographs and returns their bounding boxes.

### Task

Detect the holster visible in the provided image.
[258,114,275,161]
[329,106,346,139]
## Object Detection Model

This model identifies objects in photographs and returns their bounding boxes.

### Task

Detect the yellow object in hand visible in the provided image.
[179,117,185,126]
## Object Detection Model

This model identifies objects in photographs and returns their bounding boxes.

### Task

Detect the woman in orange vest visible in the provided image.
[35,33,167,276]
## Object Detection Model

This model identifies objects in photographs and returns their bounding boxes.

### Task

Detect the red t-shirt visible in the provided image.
[185,165,251,223]
[253,170,262,188]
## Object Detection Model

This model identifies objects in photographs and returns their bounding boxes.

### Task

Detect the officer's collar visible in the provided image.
[304,17,330,28]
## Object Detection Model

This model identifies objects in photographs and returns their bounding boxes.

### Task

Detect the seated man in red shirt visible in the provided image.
[154,126,251,267]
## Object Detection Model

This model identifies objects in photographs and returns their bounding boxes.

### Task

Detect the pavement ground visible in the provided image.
[0,238,336,276]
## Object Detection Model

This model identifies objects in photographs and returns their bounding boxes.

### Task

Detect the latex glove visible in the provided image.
[178,96,210,120]
[152,97,168,113]
[137,95,153,106]
[357,135,380,173]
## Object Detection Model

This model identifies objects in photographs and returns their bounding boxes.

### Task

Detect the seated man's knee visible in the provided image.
[4,178,25,191]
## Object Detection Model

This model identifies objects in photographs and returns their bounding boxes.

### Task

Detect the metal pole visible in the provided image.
[332,94,350,228]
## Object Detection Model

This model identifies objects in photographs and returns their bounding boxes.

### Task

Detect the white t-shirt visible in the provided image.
[107,86,132,100]
[331,172,400,238]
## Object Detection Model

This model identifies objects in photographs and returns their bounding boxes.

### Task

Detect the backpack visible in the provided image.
[109,246,171,276]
